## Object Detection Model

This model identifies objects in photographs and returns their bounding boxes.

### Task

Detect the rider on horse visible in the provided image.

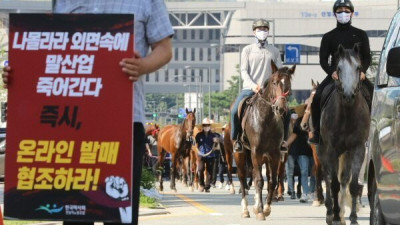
[309,0,373,145]
[231,18,290,152]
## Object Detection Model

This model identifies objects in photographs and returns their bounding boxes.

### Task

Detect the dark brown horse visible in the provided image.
[300,79,325,207]
[318,45,370,225]
[222,123,243,194]
[156,109,196,192]
[236,60,295,220]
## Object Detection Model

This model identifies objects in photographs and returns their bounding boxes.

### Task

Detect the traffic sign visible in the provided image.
[285,44,301,64]
[178,108,187,118]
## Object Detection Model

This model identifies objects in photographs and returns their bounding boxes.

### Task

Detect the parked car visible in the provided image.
[367,10,400,225]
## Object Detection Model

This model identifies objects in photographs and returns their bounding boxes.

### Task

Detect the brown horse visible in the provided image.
[236,60,295,220]
[222,124,241,194]
[156,109,196,192]
[300,79,325,207]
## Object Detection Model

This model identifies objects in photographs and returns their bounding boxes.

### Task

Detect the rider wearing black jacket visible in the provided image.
[309,0,373,144]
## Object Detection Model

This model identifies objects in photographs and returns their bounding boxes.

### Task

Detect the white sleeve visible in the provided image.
[240,46,257,89]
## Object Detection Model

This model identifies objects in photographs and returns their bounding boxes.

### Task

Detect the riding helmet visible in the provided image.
[252,19,269,31]
[333,0,354,12]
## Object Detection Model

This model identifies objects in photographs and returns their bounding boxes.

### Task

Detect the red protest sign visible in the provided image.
[4,14,134,223]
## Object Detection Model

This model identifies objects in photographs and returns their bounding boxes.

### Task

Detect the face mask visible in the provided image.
[336,12,351,24]
[255,30,268,41]
[203,127,210,132]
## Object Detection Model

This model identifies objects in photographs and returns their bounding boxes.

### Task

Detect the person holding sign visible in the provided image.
[2,1,174,225]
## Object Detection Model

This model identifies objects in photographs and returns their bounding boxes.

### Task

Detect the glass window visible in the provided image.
[146,74,149,82]
[155,71,159,82]
[199,48,203,61]
[191,69,195,82]
[216,29,220,40]
[216,69,220,83]
[174,48,179,61]
[191,30,195,39]
[183,30,187,40]
[183,48,187,61]
[200,69,204,82]
[209,30,213,40]
[165,69,169,82]
[207,48,212,61]
[183,69,187,82]
[199,30,204,40]
[191,48,195,61]
[174,69,179,82]
[216,48,220,60]
[377,12,400,86]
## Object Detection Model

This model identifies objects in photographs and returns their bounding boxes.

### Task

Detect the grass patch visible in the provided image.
[139,167,159,208]
[139,192,158,208]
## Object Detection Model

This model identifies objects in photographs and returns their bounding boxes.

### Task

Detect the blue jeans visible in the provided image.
[230,89,255,140]
[298,155,313,195]
[287,154,298,193]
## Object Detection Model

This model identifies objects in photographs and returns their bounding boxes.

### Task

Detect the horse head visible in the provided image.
[183,108,196,141]
[261,60,295,116]
[335,44,362,104]
[301,79,319,131]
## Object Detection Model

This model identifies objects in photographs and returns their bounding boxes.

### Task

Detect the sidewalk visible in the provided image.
[0,181,169,225]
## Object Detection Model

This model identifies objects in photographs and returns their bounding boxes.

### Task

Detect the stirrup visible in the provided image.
[233,140,243,153]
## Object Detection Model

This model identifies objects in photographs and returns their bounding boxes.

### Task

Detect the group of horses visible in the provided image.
[148,45,369,225]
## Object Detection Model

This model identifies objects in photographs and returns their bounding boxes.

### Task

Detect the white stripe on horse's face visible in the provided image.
[338,56,359,97]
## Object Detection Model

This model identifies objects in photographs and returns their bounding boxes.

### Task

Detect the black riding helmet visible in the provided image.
[333,0,354,13]
[252,19,269,31]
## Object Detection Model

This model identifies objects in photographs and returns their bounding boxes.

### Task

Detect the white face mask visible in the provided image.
[255,30,268,41]
[203,126,211,132]
[336,12,351,24]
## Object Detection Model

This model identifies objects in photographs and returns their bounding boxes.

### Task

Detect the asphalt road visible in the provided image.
[139,178,371,225]
[0,178,371,225]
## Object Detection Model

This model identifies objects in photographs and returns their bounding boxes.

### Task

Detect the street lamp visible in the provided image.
[185,65,211,120]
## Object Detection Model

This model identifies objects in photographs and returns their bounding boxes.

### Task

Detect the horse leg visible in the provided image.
[170,154,177,192]
[264,154,279,218]
[331,173,341,225]
[311,144,324,206]
[157,150,166,192]
[225,146,235,194]
[246,150,253,191]
[235,151,250,218]
[277,155,286,201]
[324,172,334,225]
[349,147,365,225]
[251,154,265,221]
[317,164,325,205]
[185,156,194,192]
[338,153,352,225]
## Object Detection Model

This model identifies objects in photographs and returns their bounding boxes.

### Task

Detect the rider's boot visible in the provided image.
[233,140,243,153]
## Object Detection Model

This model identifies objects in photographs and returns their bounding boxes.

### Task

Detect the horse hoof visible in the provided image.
[350,222,359,225]
[312,201,321,207]
[263,207,271,217]
[272,198,278,202]
[230,189,235,195]
[172,188,177,193]
[326,214,334,225]
[189,187,194,192]
[256,213,266,220]
[241,211,250,218]
[277,196,284,201]
[332,221,342,225]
